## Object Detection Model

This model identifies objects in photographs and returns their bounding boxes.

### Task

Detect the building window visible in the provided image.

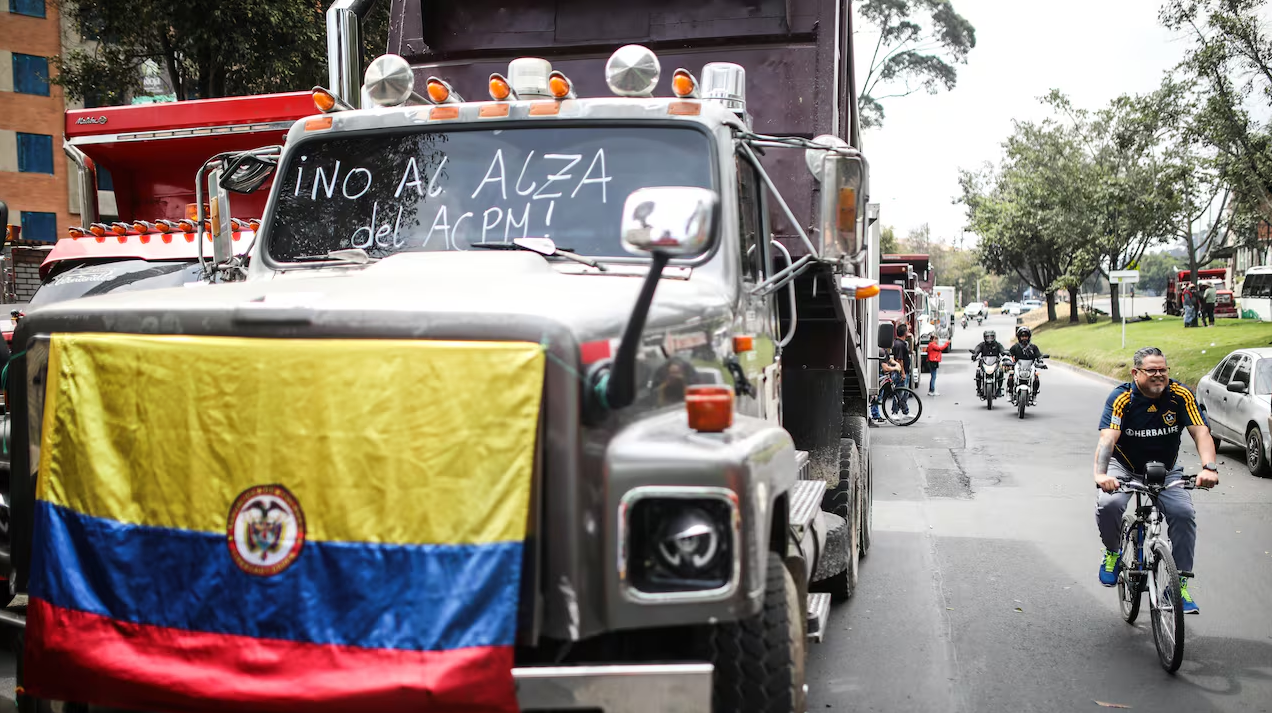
[13,53,50,96]
[20,212,57,243]
[17,133,54,174]
[9,0,45,18]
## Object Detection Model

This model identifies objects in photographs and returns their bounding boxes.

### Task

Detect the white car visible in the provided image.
[1023,299,1043,311]
[1000,301,1021,315]
[1196,348,1272,476]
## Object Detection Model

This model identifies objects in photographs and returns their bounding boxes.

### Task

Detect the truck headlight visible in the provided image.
[619,487,739,600]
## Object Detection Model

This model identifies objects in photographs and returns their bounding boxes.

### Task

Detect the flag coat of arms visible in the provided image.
[25,333,544,713]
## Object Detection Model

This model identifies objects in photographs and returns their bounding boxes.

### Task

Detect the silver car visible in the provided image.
[1197,348,1272,476]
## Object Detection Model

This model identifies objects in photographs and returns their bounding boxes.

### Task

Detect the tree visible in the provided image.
[959,119,1096,323]
[1161,0,1272,222]
[54,0,389,103]
[1045,88,1181,321]
[856,0,977,129]
[880,225,900,253]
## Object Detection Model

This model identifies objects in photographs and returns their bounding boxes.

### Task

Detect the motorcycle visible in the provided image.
[974,352,1010,410]
[1010,355,1050,419]
[960,315,968,330]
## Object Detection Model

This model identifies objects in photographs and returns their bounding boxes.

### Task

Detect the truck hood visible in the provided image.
[24,251,733,344]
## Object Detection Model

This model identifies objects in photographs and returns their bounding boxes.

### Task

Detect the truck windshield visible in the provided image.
[268,125,714,262]
[879,289,903,312]
[30,260,201,307]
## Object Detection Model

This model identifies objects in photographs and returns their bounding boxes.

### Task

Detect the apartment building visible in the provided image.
[0,0,79,244]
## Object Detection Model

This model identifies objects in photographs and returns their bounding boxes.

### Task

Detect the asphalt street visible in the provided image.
[807,313,1272,712]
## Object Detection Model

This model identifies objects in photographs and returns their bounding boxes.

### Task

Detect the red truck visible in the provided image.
[1164,268,1237,319]
[880,254,934,381]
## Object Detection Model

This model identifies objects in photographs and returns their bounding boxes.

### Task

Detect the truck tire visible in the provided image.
[708,552,806,713]
[813,439,860,602]
[860,445,873,557]
[841,413,867,443]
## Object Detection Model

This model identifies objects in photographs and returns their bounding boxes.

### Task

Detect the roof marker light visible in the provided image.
[311,86,352,113]
[154,220,176,233]
[67,227,86,239]
[132,221,153,234]
[110,222,130,236]
[671,68,698,98]
[426,77,463,104]
[248,218,261,232]
[88,223,108,237]
[548,71,575,99]
[489,73,516,101]
[177,219,196,233]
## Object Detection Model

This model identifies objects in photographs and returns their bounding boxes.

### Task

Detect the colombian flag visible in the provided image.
[24,333,544,712]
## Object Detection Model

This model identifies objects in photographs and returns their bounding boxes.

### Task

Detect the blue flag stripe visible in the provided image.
[31,501,523,652]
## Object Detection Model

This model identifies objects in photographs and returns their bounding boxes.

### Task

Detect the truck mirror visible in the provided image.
[620,186,718,258]
[816,153,868,262]
[878,321,895,348]
[219,153,277,194]
[207,167,235,266]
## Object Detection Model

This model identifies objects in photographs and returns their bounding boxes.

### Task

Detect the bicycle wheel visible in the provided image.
[1117,524,1143,624]
[1149,541,1186,672]
[883,388,922,426]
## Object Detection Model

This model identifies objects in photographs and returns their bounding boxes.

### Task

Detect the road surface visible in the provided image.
[808,313,1272,712]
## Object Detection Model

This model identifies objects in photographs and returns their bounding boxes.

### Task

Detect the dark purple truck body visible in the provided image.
[386,0,858,250]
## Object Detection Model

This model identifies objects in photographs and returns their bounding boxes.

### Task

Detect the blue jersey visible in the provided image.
[1099,379,1207,473]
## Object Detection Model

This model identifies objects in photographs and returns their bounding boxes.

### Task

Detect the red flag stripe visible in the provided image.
[24,598,518,713]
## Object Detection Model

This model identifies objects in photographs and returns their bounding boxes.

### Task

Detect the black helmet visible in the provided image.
[984,330,996,341]
[1016,325,1032,340]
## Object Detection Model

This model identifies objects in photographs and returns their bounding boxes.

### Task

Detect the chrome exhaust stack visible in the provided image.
[325,0,379,108]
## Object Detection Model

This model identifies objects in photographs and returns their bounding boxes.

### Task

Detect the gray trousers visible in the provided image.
[1095,460,1197,573]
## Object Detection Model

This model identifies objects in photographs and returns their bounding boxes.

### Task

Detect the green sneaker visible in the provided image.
[1180,578,1199,615]
[1098,549,1121,587]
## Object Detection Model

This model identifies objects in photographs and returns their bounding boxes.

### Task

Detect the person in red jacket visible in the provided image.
[925,337,944,396]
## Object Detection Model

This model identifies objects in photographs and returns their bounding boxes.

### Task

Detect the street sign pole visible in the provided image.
[1108,270,1141,351]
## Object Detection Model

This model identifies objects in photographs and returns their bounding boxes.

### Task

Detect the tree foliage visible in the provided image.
[856,0,977,129]
[54,0,389,104]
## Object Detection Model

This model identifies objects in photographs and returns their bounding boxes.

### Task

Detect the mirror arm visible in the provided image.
[752,253,816,298]
[738,142,819,258]
[596,252,671,411]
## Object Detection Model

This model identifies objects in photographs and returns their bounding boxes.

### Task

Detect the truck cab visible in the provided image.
[5,3,879,712]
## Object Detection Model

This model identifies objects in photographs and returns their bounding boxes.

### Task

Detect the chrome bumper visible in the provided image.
[515,663,713,712]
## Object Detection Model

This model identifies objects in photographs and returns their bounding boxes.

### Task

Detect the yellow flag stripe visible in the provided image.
[38,333,544,545]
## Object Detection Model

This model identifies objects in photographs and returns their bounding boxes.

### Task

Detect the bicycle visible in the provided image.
[1110,462,1206,673]
[870,372,922,426]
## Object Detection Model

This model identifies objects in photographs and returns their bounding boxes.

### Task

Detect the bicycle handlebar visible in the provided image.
[1111,473,1207,493]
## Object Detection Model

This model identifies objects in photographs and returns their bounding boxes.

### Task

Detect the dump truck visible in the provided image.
[6,2,882,712]
[1164,267,1237,319]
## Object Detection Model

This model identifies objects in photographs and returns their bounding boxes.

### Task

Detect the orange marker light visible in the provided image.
[304,116,333,131]
[248,219,261,232]
[313,89,337,113]
[549,72,572,99]
[686,385,734,433]
[132,221,152,234]
[672,69,697,98]
[733,335,754,353]
[68,227,86,238]
[110,222,129,236]
[154,220,175,233]
[177,219,196,233]
[427,78,451,104]
[855,284,881,299]
[489,74,512,101]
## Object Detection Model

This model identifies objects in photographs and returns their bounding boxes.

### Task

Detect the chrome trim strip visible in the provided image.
[616,485,741,604]
[515,663,713,712]
[67,121,298,147]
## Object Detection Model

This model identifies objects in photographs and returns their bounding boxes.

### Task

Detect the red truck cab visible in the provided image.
[1164,268,1236,318]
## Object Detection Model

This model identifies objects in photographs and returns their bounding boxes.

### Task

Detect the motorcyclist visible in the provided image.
[970,330,1006,397]
[1007,325,1045,404]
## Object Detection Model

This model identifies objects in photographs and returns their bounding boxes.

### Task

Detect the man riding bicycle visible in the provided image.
[1093,346,1218,614]
[970,329,1005,397]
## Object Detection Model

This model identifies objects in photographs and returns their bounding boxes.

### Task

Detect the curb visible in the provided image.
[1047,358,1125,388]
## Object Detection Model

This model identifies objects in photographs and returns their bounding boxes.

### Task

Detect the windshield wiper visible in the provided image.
[472,237,607,271]
[290,248,378,265]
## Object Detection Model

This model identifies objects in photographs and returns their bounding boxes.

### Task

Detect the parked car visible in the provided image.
[1196,348,1272,476]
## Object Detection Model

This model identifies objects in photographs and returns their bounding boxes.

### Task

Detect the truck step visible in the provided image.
[794,449,810,480]
[806,592,831,643]
[789,479,826,531]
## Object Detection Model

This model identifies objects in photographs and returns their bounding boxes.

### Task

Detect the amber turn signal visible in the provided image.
[549,71,573,99]
[671,69,698,98]
[686,385,734,433]
[313,89,337,113]
[427,78,451,104]
[489,73,513,101]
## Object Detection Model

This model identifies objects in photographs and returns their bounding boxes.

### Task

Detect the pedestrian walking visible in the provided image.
[925,337,943,396]
[1201,282,1216,327]
[1182,284,1197,328]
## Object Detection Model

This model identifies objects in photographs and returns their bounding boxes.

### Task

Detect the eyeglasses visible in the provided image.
[1136,368,1169,376]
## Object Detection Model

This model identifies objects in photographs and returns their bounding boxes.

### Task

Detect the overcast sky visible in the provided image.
[856,0,1191,246]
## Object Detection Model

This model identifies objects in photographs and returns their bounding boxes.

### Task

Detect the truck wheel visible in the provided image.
[813,439,860,602]
[708,552,806,713]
